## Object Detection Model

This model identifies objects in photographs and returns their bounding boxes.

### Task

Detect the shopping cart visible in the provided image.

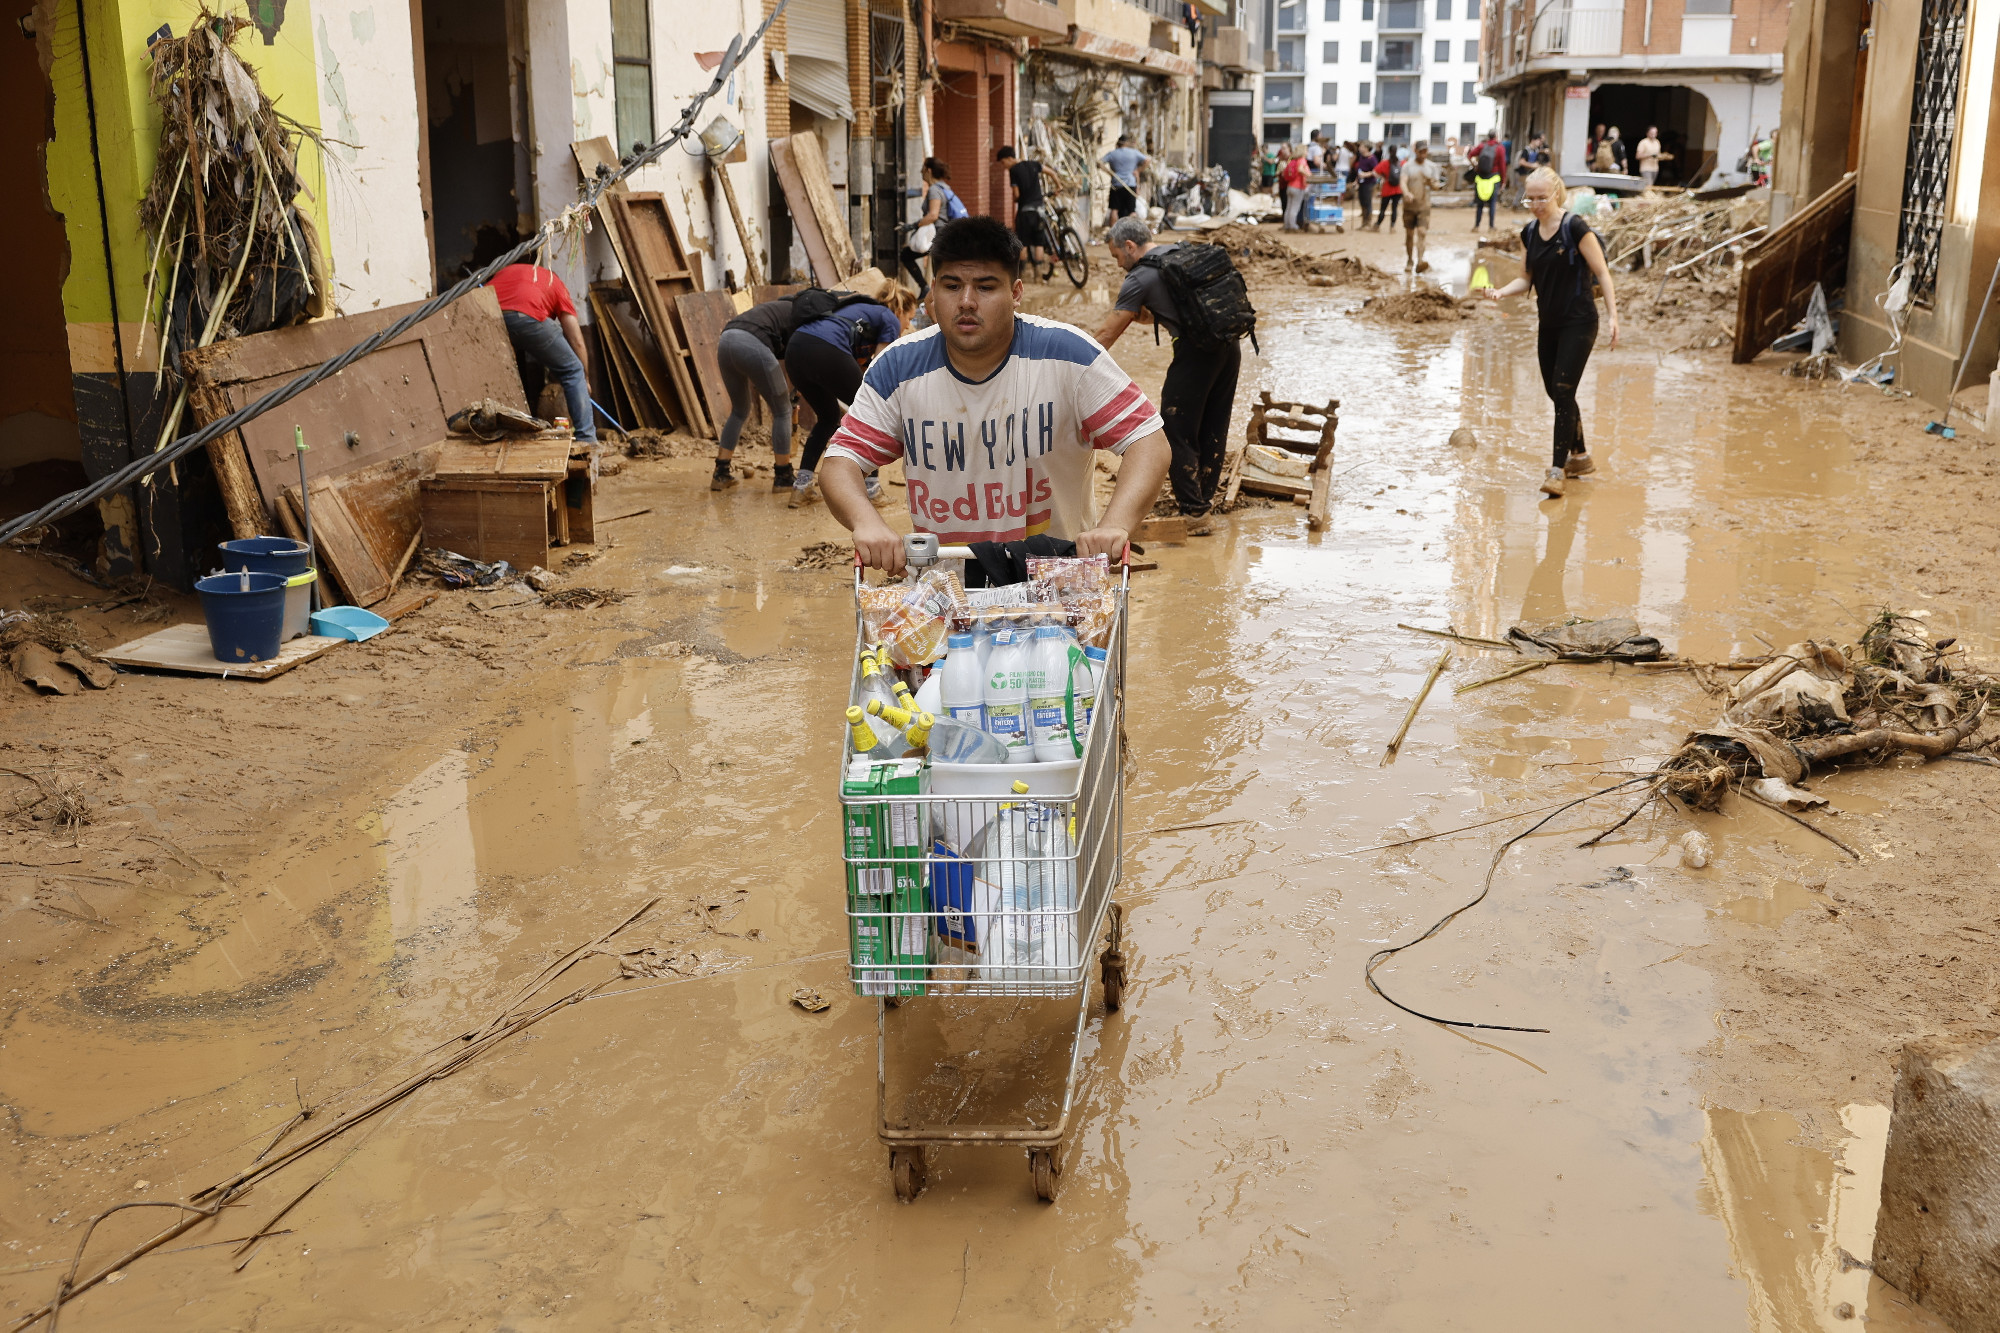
[840,534,1130,1202]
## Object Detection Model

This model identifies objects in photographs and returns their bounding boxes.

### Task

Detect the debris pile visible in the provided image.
[139,9,327,452]
[1657,614,1993,813]
[1361,287,1478,324]
[1198,224,1388,286]
[793,542,853,571]
[1594,191,1768,277]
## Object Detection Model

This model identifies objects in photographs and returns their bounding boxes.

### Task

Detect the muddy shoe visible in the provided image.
[788,470,821,509]
[710,461,738,491]
[1563,450,1597,478]
[1539,466,1567,498]
[772,464,795,491]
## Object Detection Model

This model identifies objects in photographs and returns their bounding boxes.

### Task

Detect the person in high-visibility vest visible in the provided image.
[1472,159,1502,232]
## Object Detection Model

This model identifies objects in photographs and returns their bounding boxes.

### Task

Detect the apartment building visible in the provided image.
[1478,0,1785,180]
[1262,0,1499,147]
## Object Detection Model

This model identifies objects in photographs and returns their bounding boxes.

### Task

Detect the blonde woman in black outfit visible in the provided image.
[1483,166,1619,497]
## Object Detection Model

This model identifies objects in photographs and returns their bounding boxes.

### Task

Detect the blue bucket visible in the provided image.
[218,536,311,579]
[195,571,289,663]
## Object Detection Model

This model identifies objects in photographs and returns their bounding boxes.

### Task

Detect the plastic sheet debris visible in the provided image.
[422,548,515,588]
[1506,617,1669,661]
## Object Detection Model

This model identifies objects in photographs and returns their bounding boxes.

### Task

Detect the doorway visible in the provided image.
[1587,83,1717,185]
[416,0,535,285]
[1206,91,1255,187]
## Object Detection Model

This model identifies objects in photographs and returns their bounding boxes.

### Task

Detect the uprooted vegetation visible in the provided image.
[1656,613,1994,814]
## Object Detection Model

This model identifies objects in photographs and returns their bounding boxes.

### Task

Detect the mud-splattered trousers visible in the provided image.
[1536,315,1597,467]
[1159,335,1241,514]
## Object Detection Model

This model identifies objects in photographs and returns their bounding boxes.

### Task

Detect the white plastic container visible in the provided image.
[1028,624,1080,762]
[941,631,986,731]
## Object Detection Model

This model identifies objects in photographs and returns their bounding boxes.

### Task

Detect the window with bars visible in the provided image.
[611,0,653,154]
[1897,0,1967,305]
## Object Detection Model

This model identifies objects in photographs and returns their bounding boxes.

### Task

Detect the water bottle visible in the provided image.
[942,632,986,731]
[845,705,897,760]
[1028,624,1079,762]
[862,699,919,756]
[983,629,1033,763]
[857,651,901,716]
[913,667,943,719]
[970,781,1077,981]
[917,712,1012,764]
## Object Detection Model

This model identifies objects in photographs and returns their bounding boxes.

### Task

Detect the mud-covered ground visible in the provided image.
[2,204,1993,1330]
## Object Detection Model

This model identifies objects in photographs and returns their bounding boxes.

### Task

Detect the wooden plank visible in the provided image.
[185,287,526,512]
[1733,173,1857,363]
[711,157,762,287]
[420,478,554,571]
[769,136,841,286]
[195,383,270,538]
[785,130,857,278]
[676,291,740,432]
[434,437,573,479]
[284,479,390,606]
[1306,398,1338,532]
[604,193,710,435]
[278,444,436,608]
[566,456,595,544]
[588,287,666,429]
[375,586,438,621]
[1135,516,1187,544]
[98,623,343,680]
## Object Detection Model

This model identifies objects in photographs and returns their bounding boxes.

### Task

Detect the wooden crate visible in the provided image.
[421,478,557,572]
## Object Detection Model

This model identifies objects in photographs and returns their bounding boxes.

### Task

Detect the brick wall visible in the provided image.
[764,0,789,139]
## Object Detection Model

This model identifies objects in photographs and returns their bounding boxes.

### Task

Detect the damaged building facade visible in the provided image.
[1770,0,1999,409]
[1476,0,1785,182]
[8,0,1200,587]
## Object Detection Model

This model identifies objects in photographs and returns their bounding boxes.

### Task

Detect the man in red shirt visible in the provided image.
[487,262,595,441]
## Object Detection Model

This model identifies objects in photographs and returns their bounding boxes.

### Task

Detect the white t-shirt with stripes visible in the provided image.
[821,314,1164,546]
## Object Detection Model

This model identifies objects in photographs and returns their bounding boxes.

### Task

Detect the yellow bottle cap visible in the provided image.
[868,699,915,730]
[1011,780,1030,794]
[846,705,865,722]
[907,712,934,746]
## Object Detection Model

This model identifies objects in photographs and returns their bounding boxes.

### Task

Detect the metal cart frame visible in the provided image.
[839,541,1131,1202]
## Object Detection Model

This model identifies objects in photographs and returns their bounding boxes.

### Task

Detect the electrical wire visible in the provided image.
[1363,775,1658,1034]
[0,1,793,548]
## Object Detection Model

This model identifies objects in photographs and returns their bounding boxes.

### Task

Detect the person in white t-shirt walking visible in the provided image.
[1636,127,1662,189]
[819,218,1172,574]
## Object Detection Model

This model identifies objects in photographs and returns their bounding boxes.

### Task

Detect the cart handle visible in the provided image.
[850,535,1129,578]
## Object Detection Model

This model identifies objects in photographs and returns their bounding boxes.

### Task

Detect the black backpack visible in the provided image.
[782,288,878,353]
[1475,144,1497,177]
[1386,157,1403,186]
[1135,244,1259,352]
[1521,212,1595,301]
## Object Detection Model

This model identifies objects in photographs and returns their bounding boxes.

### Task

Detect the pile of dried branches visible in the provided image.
[1657,613,1993,812]
[139,10,327,454]
[1593,191,1767,278]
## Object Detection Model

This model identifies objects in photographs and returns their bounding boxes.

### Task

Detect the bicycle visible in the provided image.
[1033,196,1090,289]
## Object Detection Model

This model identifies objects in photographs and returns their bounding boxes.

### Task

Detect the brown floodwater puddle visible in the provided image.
[3,277,1984,1329]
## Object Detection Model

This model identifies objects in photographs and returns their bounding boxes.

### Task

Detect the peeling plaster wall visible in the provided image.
[313,0,432,310]
[527,0,614,300]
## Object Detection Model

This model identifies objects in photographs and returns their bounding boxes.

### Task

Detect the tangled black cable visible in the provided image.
[0,2,793,549]
[1364,775,1659,1034]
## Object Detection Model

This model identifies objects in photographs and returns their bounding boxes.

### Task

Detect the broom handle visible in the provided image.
[1942,258,2000,431]
[294,427,321,613]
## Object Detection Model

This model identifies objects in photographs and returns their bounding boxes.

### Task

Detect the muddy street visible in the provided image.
[6,223,1996,1330]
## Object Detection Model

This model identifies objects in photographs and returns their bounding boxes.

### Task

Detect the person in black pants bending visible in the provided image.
[781,277,913,508]
[1484,166,1619,498]
[1092,215,1243,532]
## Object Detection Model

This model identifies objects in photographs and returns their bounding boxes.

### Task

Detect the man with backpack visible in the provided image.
[780,270,914,508]
[1093,216,1256,528]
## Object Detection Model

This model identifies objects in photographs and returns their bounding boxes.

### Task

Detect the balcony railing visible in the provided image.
[1528,3,1622,56]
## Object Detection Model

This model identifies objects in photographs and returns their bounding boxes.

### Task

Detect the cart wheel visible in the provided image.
[1029,1148,1060,1202]
[890,1148,927,1202]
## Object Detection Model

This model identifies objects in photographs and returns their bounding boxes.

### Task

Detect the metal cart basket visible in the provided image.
[839,538,1131,1202]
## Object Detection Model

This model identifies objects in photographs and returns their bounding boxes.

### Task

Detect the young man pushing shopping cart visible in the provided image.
[817,218,1173,575]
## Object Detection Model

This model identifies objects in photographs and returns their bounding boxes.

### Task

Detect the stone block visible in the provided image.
[1873,1031,2000,1333]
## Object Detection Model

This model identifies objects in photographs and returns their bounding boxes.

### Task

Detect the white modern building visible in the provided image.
[1264,0,1499,147]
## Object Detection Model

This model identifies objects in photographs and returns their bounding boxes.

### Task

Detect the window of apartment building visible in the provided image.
[1278,0,1304,29]
[1320,123,1340,139]
[1323,40,1339,60]
[1465,0,1479,15]
[1380,80,1414,111]
[1464,38,1478,61]
[1462,81,1475,102]
[1432,80,1447,103]
[1323,81,1339,102]
[1325,0,1340,18]
[1434,39,1450,60]
[1683,0,1730,11]
[611,0,654,152]
[1381,1,1420,27]
[1277,36,1304,69]
[1429,122,1445,143]
[1380,37,1413,67]
[1435,0,1450,17]
[1359,39,1373,60]
[1362,0,1374,20]
[1359,80,1372,103]
[1898,0,1969,304]
[1460,120,1476,139]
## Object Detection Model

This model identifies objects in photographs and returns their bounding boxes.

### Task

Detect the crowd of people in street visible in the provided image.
[483,123,1625,567]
